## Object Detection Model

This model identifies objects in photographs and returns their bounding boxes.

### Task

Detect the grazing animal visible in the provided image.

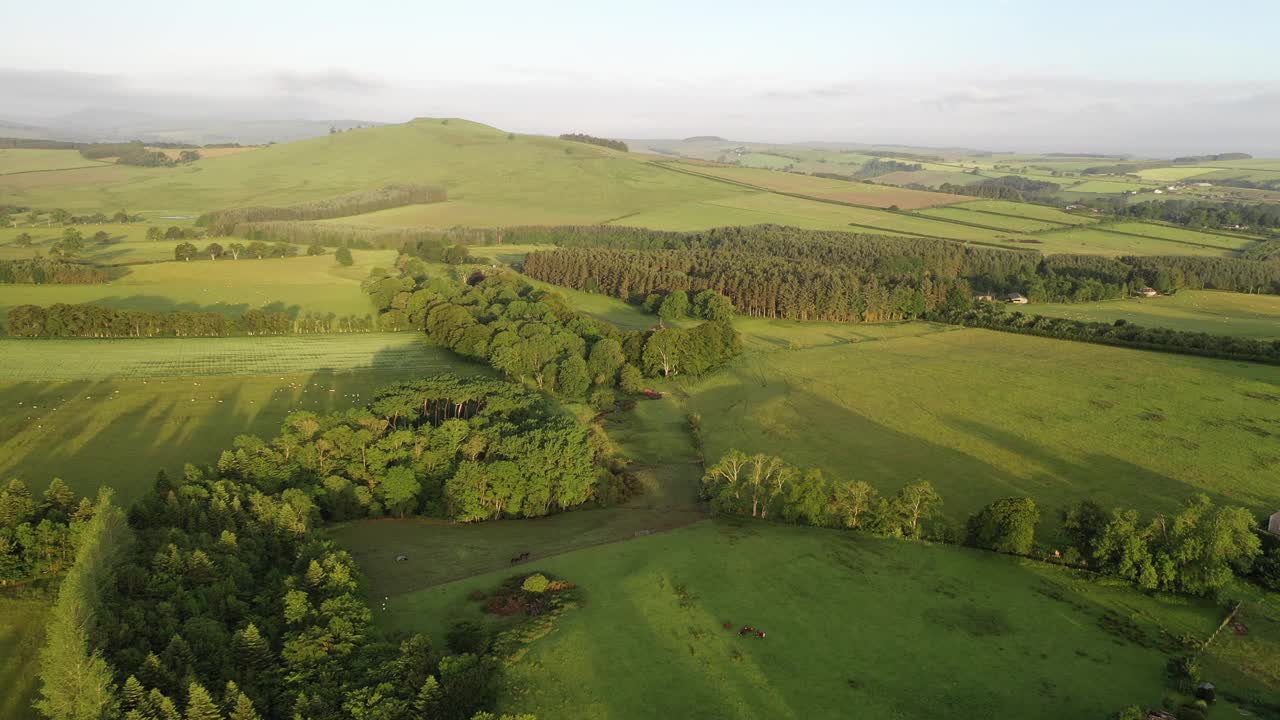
[509,551,531,565]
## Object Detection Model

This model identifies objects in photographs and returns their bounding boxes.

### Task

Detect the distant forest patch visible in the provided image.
[559,133,628,152]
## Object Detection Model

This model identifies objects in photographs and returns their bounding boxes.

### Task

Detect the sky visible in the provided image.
[2,0,1278,155]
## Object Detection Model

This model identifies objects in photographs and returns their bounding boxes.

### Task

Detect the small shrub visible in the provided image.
[522,573,550,593]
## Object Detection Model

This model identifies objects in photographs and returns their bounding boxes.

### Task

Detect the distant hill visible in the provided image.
[0,110,382,145]
[683,135,727,142]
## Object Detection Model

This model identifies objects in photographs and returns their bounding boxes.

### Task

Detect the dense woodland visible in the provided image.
[0,478,91,582]
[5,303,378,338]
[199,185,447,236]
[557,134,627,152]
[519,226,1280,325]
[937,176,1060,202]
[0,258,111,283]
[365,260,741,388]
[36,375,601,719]
[703,449,1264,597]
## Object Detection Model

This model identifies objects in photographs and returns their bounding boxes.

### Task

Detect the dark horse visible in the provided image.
[509,551,531,565]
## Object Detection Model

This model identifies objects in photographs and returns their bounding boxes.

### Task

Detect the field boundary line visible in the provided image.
[0,162,115,177]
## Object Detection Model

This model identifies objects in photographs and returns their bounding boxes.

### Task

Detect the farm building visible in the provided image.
[974,293,995,302]
[1137,287,1158,297]
[1005,293,1028,304]
[1269,511,1280,535]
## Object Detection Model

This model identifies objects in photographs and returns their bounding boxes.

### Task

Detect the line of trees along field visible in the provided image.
[0,258,111,283]
[557,133,627,152]
[701,449,1273,597]
[199,185,447,236]
[1095,198,1280,235]
[519,227,1280,324]
[364,259,741,391]
[936,303,1280,365]
[33,375,621,719]
[5,303,379,338]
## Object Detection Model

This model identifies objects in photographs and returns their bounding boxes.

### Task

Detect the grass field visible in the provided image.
[0,592,50,720]
[0,333,478,503]
[1105,222,1262,250]
[0,249,391,324]
[1030,290,1280,338]
[676,320,1280,521]
[0,120,757,222]
[951,200,1099,225]
[664,162,964,209]
[1031,228,1234,257]
[0,149,108,175]
[1070,180,1152,193]
[367,520,1229,719]
[915,206,1061,232]
[1134,167,1221,183]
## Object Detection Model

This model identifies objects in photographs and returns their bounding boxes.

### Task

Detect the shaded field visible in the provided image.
[1030,291,1280,339]
[0,249,393,323]
[678,322,1280,521]
[373,520,1230,720]
[0,593,49,720]
[0,149,108,175]
[0,334,479,503]
[664,162,965,209]
[951,200,1100,225]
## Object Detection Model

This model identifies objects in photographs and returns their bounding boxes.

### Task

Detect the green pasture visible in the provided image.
[1135,167,1220,183]
[951,200,1099,225]
[0,149,108,175]
[664,162,962,209]
[0,249,393,323]
[0,333,478,504]
[0,120,754,222]
[1029,290,1280,339]
[677,321,1280,521]
[1070,179,1151,193]
[368,520,1231,720]
[0,593,49,720]
[736,152,794,169]
[1031,227,1234,257]
[914,206,1061,232]
[1105,222,1262,250]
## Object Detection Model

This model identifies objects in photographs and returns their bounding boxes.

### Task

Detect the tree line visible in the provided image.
[0,478,94,582]
[6,303,379,338]
[557,134,628,152]
[938,175,1061,203]
[0,258,110,284]
[703,449,1266,597]
[1092,198,1280,235]
[199,185,447,236]
[78,141,196,167]
[365,261,741,395]
[934,303,1280,365]
[34,375,616,718]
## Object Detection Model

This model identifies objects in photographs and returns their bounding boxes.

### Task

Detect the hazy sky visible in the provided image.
[3,0,1278,155]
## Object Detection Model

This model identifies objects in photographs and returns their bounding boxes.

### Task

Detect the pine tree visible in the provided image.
[42,478,78,514]
[413,676,443,719]
[184,683,223,720]
[150,689,181,720]
[233,623,271,673]
[123,675,153,717]
[226,692,261,720]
